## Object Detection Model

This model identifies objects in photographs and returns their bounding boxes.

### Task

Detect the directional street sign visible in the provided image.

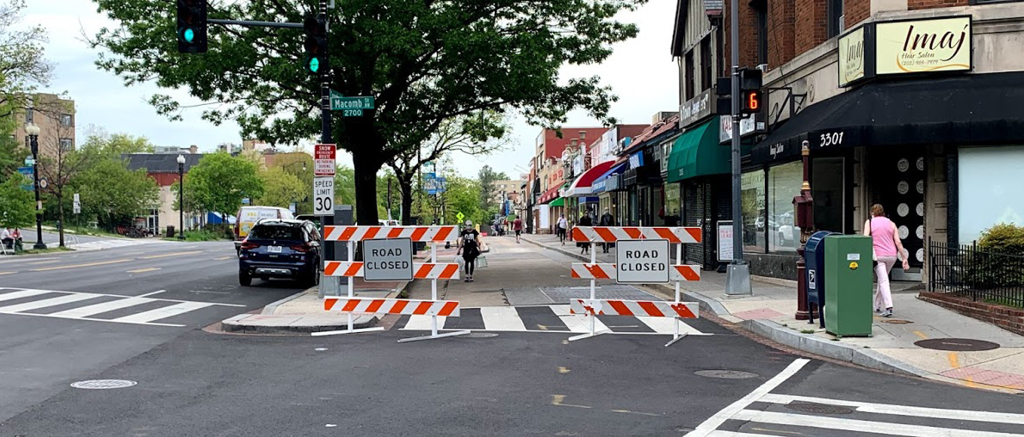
[615,239,670,284]
[17,166,33,177]
[314,144,336,176]
[313,177,334,216]
[330,90,374,117]
[362,238,414,282]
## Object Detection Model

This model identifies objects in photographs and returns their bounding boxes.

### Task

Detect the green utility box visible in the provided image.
[824,235,874,337]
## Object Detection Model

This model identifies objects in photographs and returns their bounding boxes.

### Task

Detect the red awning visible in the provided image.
[539,186,561,203]
[566,161,616,196]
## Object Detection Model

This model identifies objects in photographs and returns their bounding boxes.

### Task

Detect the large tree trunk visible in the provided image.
[352,148,382,225]
[57,194,65,247]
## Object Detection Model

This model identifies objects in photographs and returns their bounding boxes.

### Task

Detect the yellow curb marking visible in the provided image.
[214,256,233,261]
[558,366,570,374]
[127,267,161,273]
[31,259,131,272]
[912,330,928,340]
[947,352,978,388]
[551,395,591,409]
[0,272,14,276]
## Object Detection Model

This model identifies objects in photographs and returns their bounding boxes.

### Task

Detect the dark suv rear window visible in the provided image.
[249,225,302,241]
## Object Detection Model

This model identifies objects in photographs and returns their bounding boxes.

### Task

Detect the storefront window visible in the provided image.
[741,170,766,251]
[665,183,681,227]
[768,162,802,252]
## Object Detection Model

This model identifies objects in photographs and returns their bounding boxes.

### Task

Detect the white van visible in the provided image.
[235,206,294,250]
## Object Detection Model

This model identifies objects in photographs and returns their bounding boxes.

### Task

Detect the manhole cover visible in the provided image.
[880,319,913,324]
[915,338,1000,351]
[785,401,855,415]
[70,379,137,390]
[465,332,499,338]
[694,370,759,379]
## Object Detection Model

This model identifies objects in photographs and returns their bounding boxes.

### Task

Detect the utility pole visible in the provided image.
[726,0,752,295]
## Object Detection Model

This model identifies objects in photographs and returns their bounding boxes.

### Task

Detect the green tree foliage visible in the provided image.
[0,0,54,116]
[256,167,305,210]
[89,0,643,224]
[979,223,1024,256]
[72,157,159,229]
[79,129,155,156]
[269,152,313,213]
[443,176,483,226]
[334,166,356,209]
[0,173,33,228]
[176,152,264,219]
[477,165,508,218]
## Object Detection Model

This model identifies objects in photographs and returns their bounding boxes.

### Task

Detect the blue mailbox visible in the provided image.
[804,231,837,328]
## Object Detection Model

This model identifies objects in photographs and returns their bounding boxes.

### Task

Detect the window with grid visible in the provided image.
[60,114,72,126]
[60,138,73,150]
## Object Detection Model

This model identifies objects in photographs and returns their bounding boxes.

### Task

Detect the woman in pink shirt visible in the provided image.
[863,204,909,317]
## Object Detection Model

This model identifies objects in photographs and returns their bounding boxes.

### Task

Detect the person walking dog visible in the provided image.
[863,204,909,318]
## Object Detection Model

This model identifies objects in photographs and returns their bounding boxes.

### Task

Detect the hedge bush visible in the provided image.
[966,223,1024,289]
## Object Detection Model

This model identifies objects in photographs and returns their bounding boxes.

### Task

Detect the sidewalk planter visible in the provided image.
[824,235,873,337]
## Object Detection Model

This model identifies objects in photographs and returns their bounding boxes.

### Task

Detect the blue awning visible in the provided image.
[591,161,627,194]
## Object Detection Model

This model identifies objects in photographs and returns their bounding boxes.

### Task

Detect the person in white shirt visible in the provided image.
[1,227,13,250]
[556,214,568,245]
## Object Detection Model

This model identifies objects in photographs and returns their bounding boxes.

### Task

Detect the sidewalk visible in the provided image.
[523,233,1024,393]
[221,249,434,333]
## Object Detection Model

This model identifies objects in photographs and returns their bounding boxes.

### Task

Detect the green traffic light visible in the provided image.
[183,28,195,43]
[309,57,320,73]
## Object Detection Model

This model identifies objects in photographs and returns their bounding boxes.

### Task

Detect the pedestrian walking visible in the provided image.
[599,207,615,253]
[457,220,482,282]
[863,204,909,318]
[577,210,593,255]
[513,216,523,244]
[556,214,568,245]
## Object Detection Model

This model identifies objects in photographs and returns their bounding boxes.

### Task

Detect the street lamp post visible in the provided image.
[793,141,814,320]
[177,154,186,240]
[24,123,46,250]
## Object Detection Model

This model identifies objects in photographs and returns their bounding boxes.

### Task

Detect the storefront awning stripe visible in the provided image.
[549,197,565,207]
[752,72,1024,165]
[667,117,729,183]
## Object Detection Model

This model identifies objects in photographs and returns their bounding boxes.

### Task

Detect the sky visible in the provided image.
[23,0,680,180]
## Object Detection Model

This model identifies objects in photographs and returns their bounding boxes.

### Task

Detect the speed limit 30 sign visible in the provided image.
[313,176,334,216]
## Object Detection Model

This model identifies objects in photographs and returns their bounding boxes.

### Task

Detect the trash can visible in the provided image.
[824,235,874,337]
[804,230,837,328]
[166,226,175,238]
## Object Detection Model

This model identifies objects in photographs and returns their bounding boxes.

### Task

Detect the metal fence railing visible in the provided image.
[928,238,1024,308]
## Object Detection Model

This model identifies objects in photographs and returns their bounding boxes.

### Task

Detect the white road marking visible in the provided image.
[0,293,98,312]
[0,310,185,327]
[0,289,51,302]
[138,290,167,298]
[706,432,785,437]
[551,304,608,333]
[759,393,1024,425]
[730,409,1023,437]
[636,316,702,335]
[48,297,152,318]
[111,301,214,324]
[685,359,810,437]
[480,306,527,331]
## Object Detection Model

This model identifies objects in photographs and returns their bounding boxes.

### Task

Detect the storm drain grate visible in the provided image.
[915,338,1000,351]
[880,319,913,324]
[694,370,759,379]
[71,379,137,390]
[785,401,855,415]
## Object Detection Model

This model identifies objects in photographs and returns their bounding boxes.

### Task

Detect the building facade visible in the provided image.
[11,93,76,159]
[125,153,206,235]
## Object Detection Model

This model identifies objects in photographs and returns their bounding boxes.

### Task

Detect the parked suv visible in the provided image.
[237,219,321,286]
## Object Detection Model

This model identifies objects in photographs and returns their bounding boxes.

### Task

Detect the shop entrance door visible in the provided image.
[870,149,926,275]
[812,157,845,233]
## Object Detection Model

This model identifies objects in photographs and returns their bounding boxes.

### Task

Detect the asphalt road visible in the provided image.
[0,240,304,424]
[0,237,1022,436]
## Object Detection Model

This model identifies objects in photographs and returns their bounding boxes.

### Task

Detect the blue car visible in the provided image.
[237,219,322,287]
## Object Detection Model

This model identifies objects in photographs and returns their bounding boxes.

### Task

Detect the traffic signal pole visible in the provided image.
[726,0,752,295]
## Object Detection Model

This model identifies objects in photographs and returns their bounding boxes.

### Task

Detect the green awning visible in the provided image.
[667,117,729,183]
[549,197,565,207]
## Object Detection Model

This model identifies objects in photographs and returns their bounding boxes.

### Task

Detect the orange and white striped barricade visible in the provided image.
[567,226,706,346]
[316,225,468,342]
[569,299,699,319]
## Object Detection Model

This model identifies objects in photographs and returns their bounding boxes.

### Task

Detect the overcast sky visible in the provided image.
[24,0,679,180]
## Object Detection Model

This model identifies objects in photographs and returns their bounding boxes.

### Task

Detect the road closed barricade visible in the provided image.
[316,225,468,342]
[567,226,706,346]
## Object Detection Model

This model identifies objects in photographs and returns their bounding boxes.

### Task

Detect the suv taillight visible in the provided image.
[290,244,310,253]
[240,240,260,250]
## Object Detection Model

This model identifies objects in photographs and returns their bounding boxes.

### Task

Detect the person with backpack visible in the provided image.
[457,220,482,282]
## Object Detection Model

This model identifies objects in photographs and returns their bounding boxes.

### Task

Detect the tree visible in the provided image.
[477,165,508,219]
[256,167,305,211]
[0,0,54,117]
[79,128,155,155]
[443,176,482,226]
[89,0,642,225]
[34,98,86,247]
[0,173,33,228]
[177,152,264,220]
[267,152,313,214]
[72,157,159,229]
[334,165,356,209]
[388,112,509,225]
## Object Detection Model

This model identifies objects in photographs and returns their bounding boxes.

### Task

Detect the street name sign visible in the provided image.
[616,239,670,284]
[362,238,414,281]
[314,144,336,177]
[330,91,374,117]
[313,176,334,216]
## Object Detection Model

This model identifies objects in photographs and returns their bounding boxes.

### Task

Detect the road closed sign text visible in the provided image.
[616,239,670,284]
[363,238,414,281]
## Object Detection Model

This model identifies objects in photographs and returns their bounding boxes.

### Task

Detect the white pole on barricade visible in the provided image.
[666,241,687,347]
[569,240,609,342]
[397,236,470,343]
[312,239,385,336]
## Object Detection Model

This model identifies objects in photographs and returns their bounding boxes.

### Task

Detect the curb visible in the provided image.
[524,234,929,378]
[220,314,379,334]
[260,288,313,315]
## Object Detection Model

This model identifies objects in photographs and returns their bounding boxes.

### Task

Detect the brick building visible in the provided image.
[11,93,76,159]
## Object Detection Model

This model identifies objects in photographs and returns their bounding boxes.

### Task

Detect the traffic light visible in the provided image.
[176,0,207,53]
[739,68,763,115]
[303,15,328,75]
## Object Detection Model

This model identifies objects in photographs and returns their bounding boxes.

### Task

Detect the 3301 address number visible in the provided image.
[820,132,844,147]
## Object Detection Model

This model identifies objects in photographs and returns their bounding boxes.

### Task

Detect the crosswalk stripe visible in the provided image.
[403,315,447,331]
[481,307,527,331]
[111,301,214,324]
[0,293,98,312]
[635,316,702,335]
[758,393,1024,425]
[0,289,50,302]
[47,297,153,319]
[730,409,1022,437]
[707,432,784,437]
[551,304,609,333]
